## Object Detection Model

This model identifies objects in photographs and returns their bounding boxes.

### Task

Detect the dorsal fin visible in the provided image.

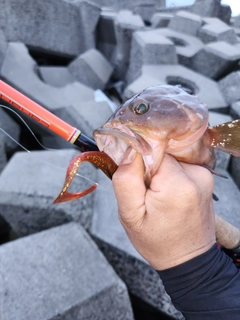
[208,119,240,157]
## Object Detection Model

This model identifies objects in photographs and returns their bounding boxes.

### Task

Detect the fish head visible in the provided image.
[94,85,209,182]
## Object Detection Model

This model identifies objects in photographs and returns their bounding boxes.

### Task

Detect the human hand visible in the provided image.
[112,153,216,270]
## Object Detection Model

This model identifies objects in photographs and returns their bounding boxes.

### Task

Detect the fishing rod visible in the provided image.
[0,80,99,152]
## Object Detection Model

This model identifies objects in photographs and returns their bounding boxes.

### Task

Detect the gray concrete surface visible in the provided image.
[198,18,237,44]
[124,64,228,111]
[38,66,75,87]
[192,0,223,18]
[113,10,145,80]
[87,0,165,12]
[230,101,240,119]
[68,49,113,90]
[156,28,204,68]
[151,12,173,28]
[0,149,97,236]
[0,0,100,56]
[0,42,95,112]
[126,29,177,84]
[168,10,202,36]
[230,158,240,190]
[0,108,20,172]
[213,169,240,229]
[218,71,240,105]
[190,41,240,79]
[0,29,7,68]
[97,8,117,66]
[0,222,134,320]
[0,42,112,141]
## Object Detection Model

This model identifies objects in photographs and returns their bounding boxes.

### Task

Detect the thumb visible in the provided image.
[112,152,146,228]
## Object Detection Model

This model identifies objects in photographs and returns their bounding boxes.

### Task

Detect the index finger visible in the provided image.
[112,152,146,227]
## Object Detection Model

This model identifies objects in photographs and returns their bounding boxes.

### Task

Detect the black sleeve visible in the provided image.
[157,244,240,319]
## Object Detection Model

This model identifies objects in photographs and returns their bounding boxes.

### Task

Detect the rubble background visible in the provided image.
[0,0,240,319]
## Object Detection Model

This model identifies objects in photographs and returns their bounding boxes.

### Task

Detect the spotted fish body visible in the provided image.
[94,85,240,185]
[54,84,240,203]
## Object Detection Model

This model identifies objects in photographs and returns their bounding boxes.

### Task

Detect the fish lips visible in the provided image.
[93,126,152,165]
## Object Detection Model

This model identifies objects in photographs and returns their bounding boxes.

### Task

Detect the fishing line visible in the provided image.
[0,104,113,195]
[0,104,55,152]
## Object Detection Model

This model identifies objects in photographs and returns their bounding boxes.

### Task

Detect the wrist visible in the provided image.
[149,240,216,271]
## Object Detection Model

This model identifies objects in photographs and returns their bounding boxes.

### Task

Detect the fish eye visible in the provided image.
[132,102,149,115]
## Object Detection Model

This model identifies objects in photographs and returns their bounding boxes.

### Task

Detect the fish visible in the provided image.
[53,84,240,204]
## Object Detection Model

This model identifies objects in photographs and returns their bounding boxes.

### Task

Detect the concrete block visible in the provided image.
[94,89,118,112]
[0,146,7,175]
[233,15,240,29]
[0,108,21,172]
[191,0,221,18]
[150,13,173,28]
[0,149,97,236]
[198,18,237,44]
[213,170,240,227]
[156,5,193,15]
[218,4,232,24]
[68,49,113,90]
[38,66,75,87]
[126,29,178,85]
[230,101,240,119]
[96,8,117,65]
[0,42,102,145]
[113,10,145,80]
[233,27,240,38]
[156,28,204,68]
[168,10,202,36]
[70,100,113,138]
[87,0,165,11]
[41,134,74,150]
[0,29,7,69]
[0,222,134,320]
[190,41,240,80]
[230,157,240,190]
[0,0,100,56]
[124,64,228,112]
[78,1,101,52]
[218,71,240,105]
[209,112,232,170]
[90,170,184,320]
[133,3,158,23]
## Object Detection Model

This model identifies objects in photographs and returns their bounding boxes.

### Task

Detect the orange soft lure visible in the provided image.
[53,151,118,204]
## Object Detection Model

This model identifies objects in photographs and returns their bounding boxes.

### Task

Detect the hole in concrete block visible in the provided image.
[166,76,199,95]
[167,37,187,47]
[0,215,12,245]
[28,47,73,66]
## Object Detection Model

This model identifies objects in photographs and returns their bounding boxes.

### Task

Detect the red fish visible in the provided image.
[94,85,240,183]
[54,84,240,203]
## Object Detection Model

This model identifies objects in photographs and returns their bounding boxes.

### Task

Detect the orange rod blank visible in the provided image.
[0,80,80,144]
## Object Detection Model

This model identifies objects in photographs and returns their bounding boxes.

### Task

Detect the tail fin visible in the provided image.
[208,119,240,157]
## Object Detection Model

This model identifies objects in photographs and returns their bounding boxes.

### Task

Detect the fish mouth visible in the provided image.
[93,125,152,165]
